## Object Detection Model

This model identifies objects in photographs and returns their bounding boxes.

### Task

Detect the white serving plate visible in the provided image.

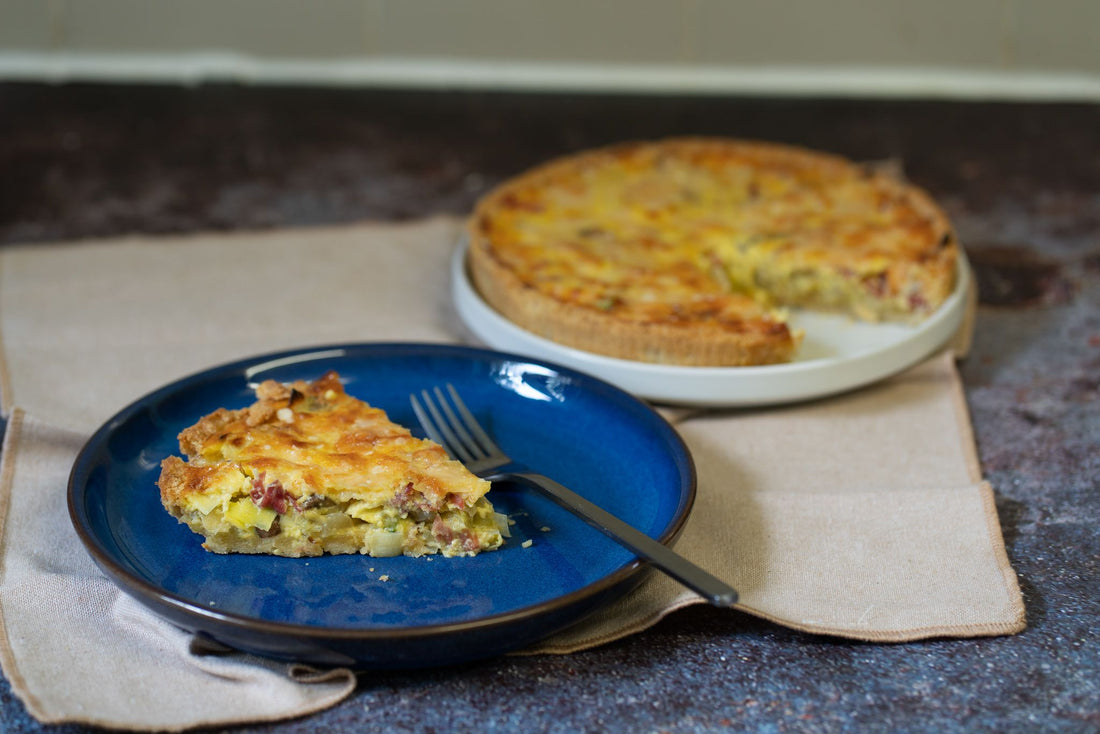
[452,239,970,407]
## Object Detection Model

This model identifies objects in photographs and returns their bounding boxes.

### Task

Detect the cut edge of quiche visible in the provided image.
[158,371,508,558]
[467,137,958,367]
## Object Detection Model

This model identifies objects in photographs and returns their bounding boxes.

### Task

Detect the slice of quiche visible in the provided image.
[158,371,506,558]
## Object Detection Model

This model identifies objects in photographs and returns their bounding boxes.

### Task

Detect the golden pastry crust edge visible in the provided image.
[467,230,798,366]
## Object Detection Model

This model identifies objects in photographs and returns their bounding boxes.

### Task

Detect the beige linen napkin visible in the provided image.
[0,218,1025,729]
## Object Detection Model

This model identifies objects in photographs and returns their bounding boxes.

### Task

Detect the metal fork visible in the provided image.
[410,384,738,607]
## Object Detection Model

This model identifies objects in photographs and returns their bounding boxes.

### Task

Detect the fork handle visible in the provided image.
[490,471,739,607]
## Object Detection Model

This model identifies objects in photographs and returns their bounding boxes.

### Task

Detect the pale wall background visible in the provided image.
[1,0,1098,99]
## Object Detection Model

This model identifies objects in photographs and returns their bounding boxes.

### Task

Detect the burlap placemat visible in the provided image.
[0,218,1024,730]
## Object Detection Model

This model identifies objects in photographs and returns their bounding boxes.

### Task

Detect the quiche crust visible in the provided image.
[158,371,506,558]
[468,137,958,367]
[470,231,796,366]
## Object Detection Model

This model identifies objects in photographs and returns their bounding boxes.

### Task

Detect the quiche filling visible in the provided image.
[469,138,958,366]
[158,371,506,558]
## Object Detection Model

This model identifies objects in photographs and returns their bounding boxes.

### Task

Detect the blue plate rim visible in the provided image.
[67,341,697,645]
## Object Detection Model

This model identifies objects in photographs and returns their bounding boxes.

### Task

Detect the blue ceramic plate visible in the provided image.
[68,343,695,669]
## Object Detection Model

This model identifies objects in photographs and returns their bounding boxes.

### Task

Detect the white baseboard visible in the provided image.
[3,52,1100,102]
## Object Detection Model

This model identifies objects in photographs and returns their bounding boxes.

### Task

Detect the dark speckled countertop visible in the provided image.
[1,83,1097,732]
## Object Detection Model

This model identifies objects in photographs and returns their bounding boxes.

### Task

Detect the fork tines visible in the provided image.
[411,385,494,465]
